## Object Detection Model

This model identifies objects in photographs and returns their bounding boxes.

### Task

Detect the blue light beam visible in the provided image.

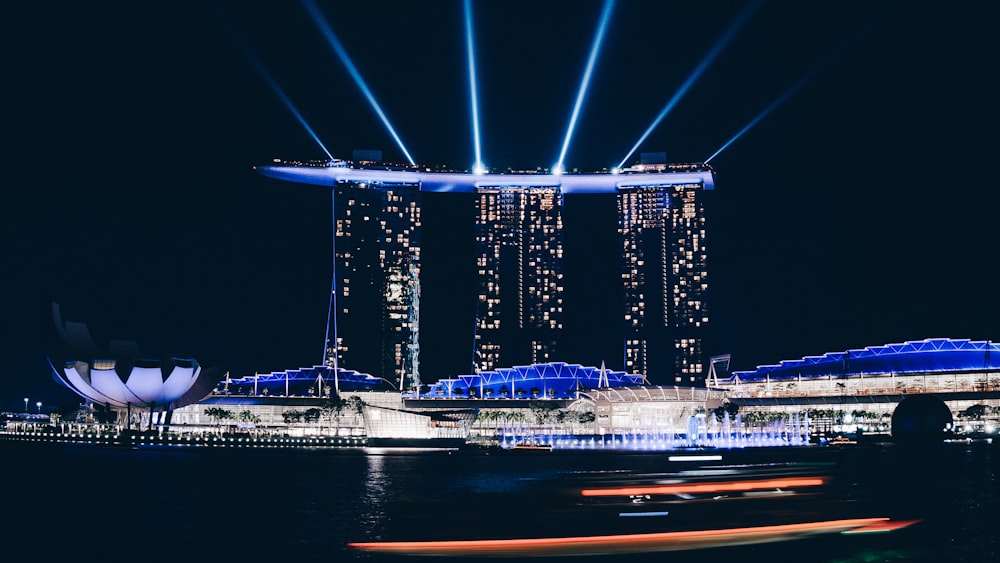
[705,28,862,164]
[253,60,334,162]
[554,0,616,175]
[302,0,416,165]
[464,0,485,175]
[222,20,333,161]
[703,73,813,164]
[617,0,761,169]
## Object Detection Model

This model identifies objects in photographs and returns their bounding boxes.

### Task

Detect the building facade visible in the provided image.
[328,183,422,390]
[618,181,710,384]
[259,160,715,386]
[713,338,1000,399]
[475,187,564,372]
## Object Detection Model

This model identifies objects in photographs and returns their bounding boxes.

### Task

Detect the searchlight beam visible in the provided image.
[464,0,485,175]
[703,75,809,164]
[553,0,616,175]
[225,21,333,161]
[705,24,859,163]
[302,0,416,165]
[617,0,760,169]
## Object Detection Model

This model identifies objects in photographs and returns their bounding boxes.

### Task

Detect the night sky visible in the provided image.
[4,1,997,410]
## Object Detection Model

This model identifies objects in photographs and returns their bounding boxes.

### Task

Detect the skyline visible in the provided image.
[4,1,998,409]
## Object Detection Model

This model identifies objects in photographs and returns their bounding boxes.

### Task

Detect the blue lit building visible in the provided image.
[711,338,1000,400]
[257,160,717,385]
[475,187,564,371]
[417,361,645,399]
[218,365,387,396]
[328,182,421,391]
[618,179,710,384]
[213,361,652,401]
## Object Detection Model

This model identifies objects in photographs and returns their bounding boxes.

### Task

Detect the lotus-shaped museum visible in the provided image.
[46,303,217,411]
[54,357,214,410]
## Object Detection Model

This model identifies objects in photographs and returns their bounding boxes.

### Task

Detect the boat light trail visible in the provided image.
[616,0,760,169]
[618,511,670,517]
[301,0,415,165]
[223,19,332,161]
[349,518,896,556]
[841,519,922,534]
[668,454,722,462]
[553,0,616,176]
[580,476,827,497]
[464,0,485,175]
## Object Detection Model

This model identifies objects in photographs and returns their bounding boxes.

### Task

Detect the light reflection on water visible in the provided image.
[361,454,387,533]
[1,442,996,562]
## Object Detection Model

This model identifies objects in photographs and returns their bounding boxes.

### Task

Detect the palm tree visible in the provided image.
[504,411,527,441]
[961,404,987,420]
[304,408,322,424]
[346,396,365,415]
[343,396,365,432]
[237,410,260,426]
[321,396,346,435]
[204,407,234,432]
[529,400,559,438]
[492,410,507,437]
[476,410,489,434]
[477,410,502,440]
[556,410,577,434]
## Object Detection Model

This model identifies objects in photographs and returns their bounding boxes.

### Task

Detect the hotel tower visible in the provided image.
[259,158,714,386]
[474,187,565,372]
[326,183,422,390]
[618,180,710,384]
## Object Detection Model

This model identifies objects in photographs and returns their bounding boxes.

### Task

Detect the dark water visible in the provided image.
[2,441,997,562]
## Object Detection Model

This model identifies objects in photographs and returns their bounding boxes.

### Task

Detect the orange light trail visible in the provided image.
[842,519,922,534]
[580,476,828,497]
[349,517,891,557]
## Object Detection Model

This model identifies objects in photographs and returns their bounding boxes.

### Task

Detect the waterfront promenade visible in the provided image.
[0,426,366,449]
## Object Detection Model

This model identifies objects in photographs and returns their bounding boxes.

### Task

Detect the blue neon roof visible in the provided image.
[726,338,1000,382]
[219,365,381,394]
[418,362,645,398]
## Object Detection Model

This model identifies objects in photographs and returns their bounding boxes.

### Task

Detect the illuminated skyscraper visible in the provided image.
[475,187,564,372]
[258,161,714,385]
[618,180,709,384]
[327,183,422,390]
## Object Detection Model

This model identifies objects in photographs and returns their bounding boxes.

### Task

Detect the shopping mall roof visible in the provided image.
[418,362,645,399]
[220,365,384,395]
[725,338,1000,383]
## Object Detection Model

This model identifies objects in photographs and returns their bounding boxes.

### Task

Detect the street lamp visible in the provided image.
[36,401,42,414]
[23,397,28,413]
